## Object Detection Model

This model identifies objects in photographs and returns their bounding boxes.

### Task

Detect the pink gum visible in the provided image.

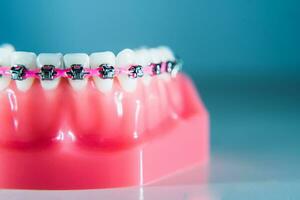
[0,74,209,189]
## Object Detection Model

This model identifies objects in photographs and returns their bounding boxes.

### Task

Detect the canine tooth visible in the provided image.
[63,53,89,91]
[90,52,115,93]
[11,52,37,92]
[37,53,63,90]
[135,49,151,85]
[116,49,138,92]
[0,47,13,90]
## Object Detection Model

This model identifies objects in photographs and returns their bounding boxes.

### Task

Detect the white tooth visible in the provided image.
[158,46,175,61]
[37,53,63,90]
[135,49,151,66]
[149,48,162,64]
[0,44,15,53]
[116,49,137,92]
[0,47,13,90]
[0,48,12,66]
[158,46,175,81]
[11,52,36,92]
[90,52,115,93]
[150,47,173,81]
[63,53,89,91]
[135,49,151,86]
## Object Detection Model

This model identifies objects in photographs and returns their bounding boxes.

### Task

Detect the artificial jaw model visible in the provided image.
[0,44,209,189]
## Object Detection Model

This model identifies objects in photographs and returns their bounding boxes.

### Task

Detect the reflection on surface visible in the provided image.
[0,186,217,200]
[2,153,300,199]
[0,164,217,200]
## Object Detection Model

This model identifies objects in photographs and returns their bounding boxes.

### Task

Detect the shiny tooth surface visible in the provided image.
[135,48,152,86]
[150,47,168,81]
[37,53,63,90]
[0,48,12,66]
[158,46,175,81]
[0,47,13,90]
[63,53,89,91]
[116,49,138,92]
[149,48,162,64]
[90,52,115,93]
[11,52,37,92]
[158,46,175,61]
[0,44,15,53]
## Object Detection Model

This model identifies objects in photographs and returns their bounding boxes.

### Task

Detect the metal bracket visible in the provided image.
[10,65,27,80]
[67,64,89,80]
[128,65,143,79]
[98,64,115,79]
[39,65,57,80]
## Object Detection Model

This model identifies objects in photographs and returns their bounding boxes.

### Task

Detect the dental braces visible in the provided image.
[0,60,182,81]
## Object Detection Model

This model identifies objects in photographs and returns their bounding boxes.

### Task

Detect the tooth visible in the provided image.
[158,46,175,81]
[135,48,151,85]
[149,47,167,81]
[37,53,63,90]
[0,44,15,53]
[149,48,162,64]
[0,47,13,90]
[11,52,37,92]
[90,51,115,93]
[116,49,138,92]
[63,53,89,91]
[158,46,175,61]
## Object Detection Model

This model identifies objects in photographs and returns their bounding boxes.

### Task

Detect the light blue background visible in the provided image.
[0,0,299,75]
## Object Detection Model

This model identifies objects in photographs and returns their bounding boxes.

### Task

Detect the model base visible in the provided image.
[0,112,208,189]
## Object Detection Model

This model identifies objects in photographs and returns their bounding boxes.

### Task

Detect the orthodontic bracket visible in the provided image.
[128,65,144,79]
[39,65,57,80]
[98,64,115,79]
[67,64,90,80]
[151,63,162,76]
[10,65,28,80]
[0,59,182,81]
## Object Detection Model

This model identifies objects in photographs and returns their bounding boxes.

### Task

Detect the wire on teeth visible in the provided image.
[0,59,182,81]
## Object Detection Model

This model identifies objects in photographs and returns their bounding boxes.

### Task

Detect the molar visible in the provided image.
[90,51,115,93]
[11,51,37,92]
[63,53,89,91]
[37,53,63,90]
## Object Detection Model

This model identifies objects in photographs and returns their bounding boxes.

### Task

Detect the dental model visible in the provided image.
[0,44,209,189]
